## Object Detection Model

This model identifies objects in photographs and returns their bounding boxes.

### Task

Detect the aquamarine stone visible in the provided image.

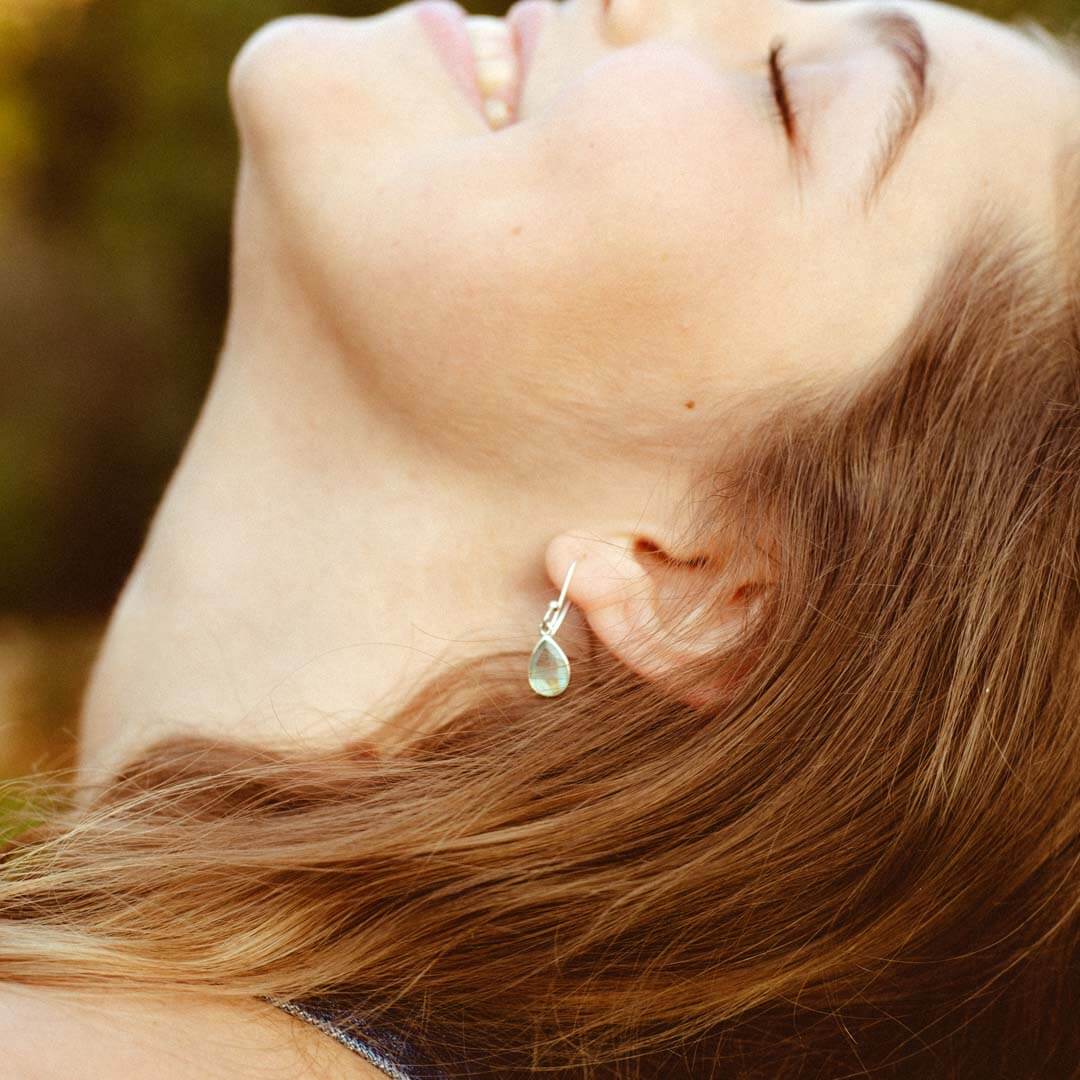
[529,635,570,697]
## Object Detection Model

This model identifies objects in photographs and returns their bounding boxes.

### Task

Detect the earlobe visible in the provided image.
[546,531,665,681]
[545,530,770,703]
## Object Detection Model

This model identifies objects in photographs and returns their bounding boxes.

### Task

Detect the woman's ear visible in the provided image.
[545,529,770,705]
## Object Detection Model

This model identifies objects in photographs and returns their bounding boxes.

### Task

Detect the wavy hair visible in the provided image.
[0,50,1079,1080]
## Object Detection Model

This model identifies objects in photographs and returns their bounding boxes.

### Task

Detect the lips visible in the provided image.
[414,1,484,115]
[506,0,549,115]
[414,0,548,126]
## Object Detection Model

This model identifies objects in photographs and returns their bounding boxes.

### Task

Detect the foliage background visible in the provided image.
[0,0,1077,778]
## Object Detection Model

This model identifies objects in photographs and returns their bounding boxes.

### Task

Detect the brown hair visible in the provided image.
[1,54,1079,1080]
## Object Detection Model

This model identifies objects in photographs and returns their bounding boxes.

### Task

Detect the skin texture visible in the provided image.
[78,0,1076,795]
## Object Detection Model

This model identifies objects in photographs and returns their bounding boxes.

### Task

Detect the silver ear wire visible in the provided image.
[528,560,577,697]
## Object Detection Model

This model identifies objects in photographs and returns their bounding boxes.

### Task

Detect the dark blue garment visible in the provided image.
[264,995,450,1079]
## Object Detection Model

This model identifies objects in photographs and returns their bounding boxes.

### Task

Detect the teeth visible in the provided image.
[464,15,519,129]
[465,15,512,58]
[475,56,516,96]
[483,98,512,129]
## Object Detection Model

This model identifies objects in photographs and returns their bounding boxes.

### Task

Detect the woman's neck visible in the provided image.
[76,252,583,788]
[76,190,681,787]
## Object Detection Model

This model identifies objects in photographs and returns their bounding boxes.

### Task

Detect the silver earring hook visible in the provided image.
[539,559,577,638]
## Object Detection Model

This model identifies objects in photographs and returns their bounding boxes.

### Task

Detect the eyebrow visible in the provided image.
[855,7,934,216]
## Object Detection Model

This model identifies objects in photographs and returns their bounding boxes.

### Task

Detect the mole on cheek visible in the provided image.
[684,400,695,410]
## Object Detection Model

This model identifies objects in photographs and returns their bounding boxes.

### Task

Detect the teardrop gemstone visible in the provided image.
[528,635,570,697]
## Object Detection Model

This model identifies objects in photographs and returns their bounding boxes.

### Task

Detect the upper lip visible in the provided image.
[504,0,553,123]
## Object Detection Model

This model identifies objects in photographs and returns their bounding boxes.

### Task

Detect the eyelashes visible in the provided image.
[766,38,799,143]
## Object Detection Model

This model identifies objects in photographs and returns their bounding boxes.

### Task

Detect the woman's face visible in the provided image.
[79,0,1078,778]
[228,0,1076,462]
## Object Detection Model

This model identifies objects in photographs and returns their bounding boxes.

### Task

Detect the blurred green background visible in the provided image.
[0,0,1076,780]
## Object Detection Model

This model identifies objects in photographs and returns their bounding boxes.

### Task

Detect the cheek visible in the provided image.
[535,44,779,249]
[538,49,788,310]
[508,51,791,382]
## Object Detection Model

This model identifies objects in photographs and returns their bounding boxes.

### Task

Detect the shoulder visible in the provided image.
[0,983,388,1079]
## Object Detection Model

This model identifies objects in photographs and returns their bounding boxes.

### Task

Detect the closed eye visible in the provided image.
[767,38,798,143]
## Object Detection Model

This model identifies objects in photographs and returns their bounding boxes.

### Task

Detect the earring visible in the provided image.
[528,560,577,697]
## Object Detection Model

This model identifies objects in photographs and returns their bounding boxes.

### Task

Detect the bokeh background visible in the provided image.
[1,0,1077,781]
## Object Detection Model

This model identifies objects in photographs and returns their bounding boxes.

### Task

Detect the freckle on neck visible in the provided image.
[684,400,695,410]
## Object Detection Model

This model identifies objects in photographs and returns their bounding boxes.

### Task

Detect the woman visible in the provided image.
[0,0,1077,1074]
